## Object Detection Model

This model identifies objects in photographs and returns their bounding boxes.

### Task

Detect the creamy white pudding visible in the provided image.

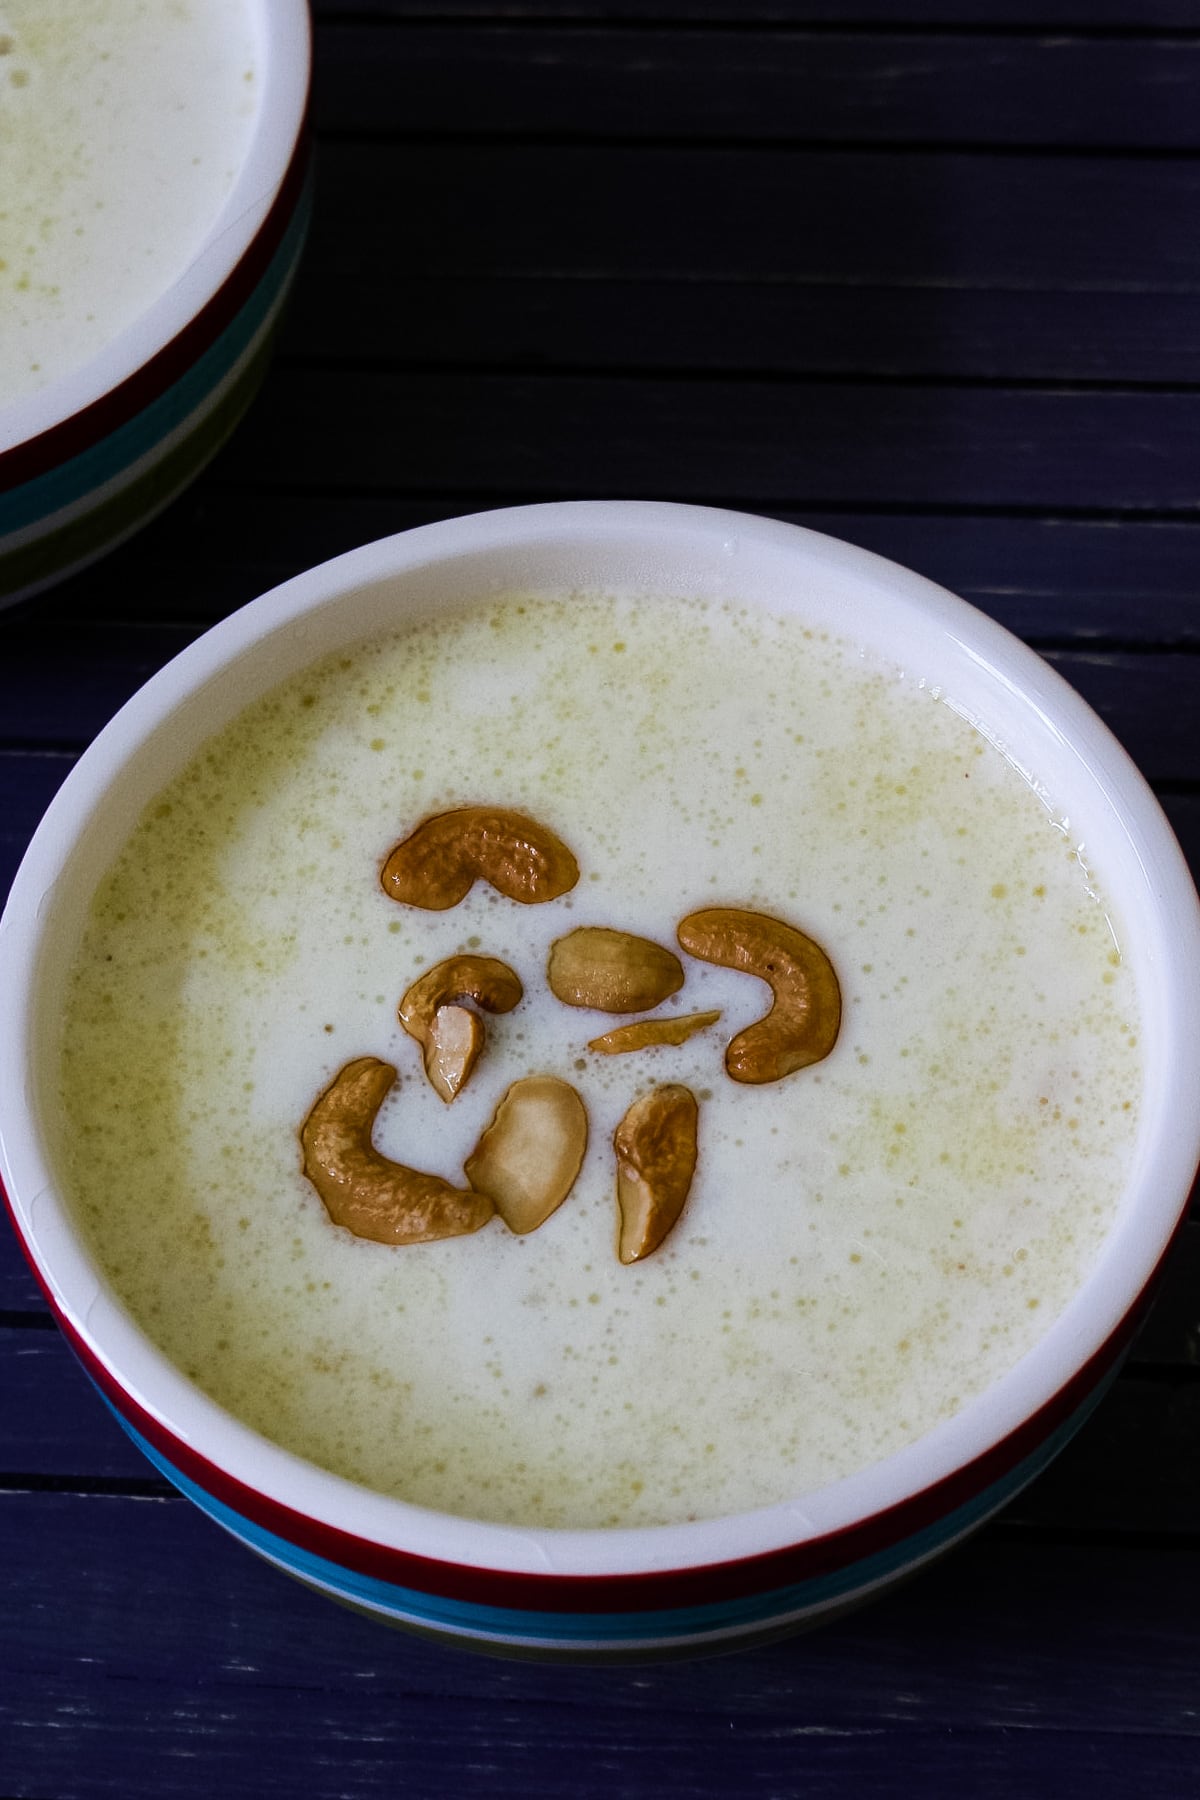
[0,0,259,407]
[52,590,1142,1528]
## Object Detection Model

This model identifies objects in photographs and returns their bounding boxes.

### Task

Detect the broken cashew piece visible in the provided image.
[381,807,579,910]
[614,1084,699,1265]
[300,1057,494,1245]
[588,1009,722,1055]
[548,926,684,1013]
[465,1075,588,1235]
[423,1005,484,1106]
[676,907,841,1084]
[399,954,524,1102]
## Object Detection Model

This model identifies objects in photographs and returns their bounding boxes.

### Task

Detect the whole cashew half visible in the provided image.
[676,908,842,1084]
[300,1057,494,1244]
[547,926,684,1014]
[381,807,579,910]
[614,1084,699,1264]
[399,954,524,1102]
[466,1075,588,1236]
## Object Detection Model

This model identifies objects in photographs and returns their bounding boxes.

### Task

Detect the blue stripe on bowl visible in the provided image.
[0,179,311,537]
[102,1374,1113,1651]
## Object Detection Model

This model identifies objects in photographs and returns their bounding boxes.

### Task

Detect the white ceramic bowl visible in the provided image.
[0,0,311,605]
[2,502,1198,1658]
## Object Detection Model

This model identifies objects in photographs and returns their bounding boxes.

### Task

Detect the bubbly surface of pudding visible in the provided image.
[53,591,1142,1528]
[0,0,258,409]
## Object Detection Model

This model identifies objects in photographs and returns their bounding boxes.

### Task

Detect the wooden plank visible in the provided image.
[215,368,1200,513]
[0,1258,46,1318]
[1160,793,1200,893]
[0,1330,153,1480]
[0,1491,1197,1800]
[312,24,1200,150]
[1,1668,1197,1800]
[26,494,1200,647]
[314,3,1200,29]
[283,272,1200,384]
[1041,650,1200,785]
[0,1489,1194,1726]
[0,1485,1196,1709]
[0,621,200,749]
[1006,1377,1200,1536]
[305,142,1200,291]
[0,748,74,901]
[1132,1221,1200,1367]
[3,1664,1197,1800]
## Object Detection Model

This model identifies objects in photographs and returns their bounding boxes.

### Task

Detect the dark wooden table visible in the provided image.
[3,3,1199,1794]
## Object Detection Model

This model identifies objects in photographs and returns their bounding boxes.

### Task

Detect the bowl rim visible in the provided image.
[3,499,1199,1585]
[0,0,311,463]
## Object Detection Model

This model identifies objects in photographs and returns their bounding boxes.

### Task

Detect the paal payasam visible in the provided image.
[51,588,1141,1530]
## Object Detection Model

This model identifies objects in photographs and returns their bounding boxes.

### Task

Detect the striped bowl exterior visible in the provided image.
[111,1385,1110,1658]
[16,1205,1159,1662]
[0,144,311,606]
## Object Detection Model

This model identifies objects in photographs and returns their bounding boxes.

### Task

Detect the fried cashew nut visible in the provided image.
[614,1084,699,1265]
[399,954,524,1102]
[677,907,841,1084]
[465,1075,588,1235]
[588,1009,722,1055]
[381,807,579,910]
[300,1057,494,1244]
[547,926,684,1013]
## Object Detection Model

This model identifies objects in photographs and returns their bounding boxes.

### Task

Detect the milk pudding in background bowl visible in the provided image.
[2,502,1199,1659]
[0,0,310,605]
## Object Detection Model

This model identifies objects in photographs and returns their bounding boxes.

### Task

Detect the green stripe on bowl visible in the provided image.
[0,324,280,602]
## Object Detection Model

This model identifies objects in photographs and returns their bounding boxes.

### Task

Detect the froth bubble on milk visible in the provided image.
[0,1,258,407]
[53,592,1142,1529]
